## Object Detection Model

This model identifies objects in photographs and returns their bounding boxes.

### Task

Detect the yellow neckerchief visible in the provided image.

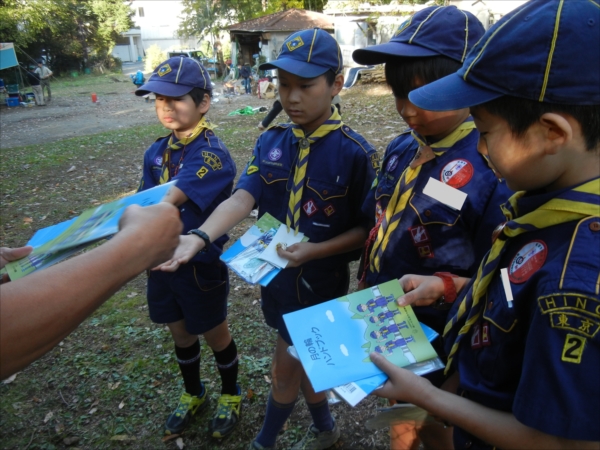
[286,106,343,234]
[444,177,600,374]
[159,116,213,184]
[369,121,477,272]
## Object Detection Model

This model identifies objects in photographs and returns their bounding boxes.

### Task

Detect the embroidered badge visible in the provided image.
[375,201,384,222]
[561,334,586,364]
[268,148,282,161]
[246,156,258,175]
[197,166,209,179]
[303,199,318,217]
[370,153,380,170]
[386,155,399,173]
[324,204,336,217]
[155,156,163,165]
[538,294,600,338]
[394,18,411,37]
[440,159,474,189]
[157,64,172,77]
[286,36,304,52]
[202,151,222,170]
[409,225,430,245]
[417,244,434,258]
[471,322,481,349]
[509,240,547,283]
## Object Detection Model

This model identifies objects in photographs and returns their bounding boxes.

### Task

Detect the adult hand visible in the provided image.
[155,234,203,272]
[118,203,182,269]
[0,246,33,284]
[396,275,445,307]
[370,351,434,404]
[276,242,316,268]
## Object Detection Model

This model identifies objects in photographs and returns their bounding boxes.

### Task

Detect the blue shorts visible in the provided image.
[147,260,229,335]
[260,264,350,344]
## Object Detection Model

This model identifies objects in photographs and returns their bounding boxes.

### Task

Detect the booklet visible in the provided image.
[220,213,308,286]
[4,182,176,280]
[283,279,443,394]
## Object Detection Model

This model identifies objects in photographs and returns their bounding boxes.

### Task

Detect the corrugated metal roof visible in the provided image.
[228,8,334,32]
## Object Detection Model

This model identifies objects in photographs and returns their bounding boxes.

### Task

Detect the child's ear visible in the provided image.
[332,73,344,95]
[198,93,211,115]
[539,112,573,155]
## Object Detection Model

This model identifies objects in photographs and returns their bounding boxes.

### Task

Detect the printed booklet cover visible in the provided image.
[220,213,308,286]
[4,182,175,280]
[283,280,442,393]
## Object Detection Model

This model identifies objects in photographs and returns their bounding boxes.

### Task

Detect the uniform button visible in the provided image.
[268,173,272,178]
[425,210,432,217]
[323,190,328,195]
[464,441,472,448]
[378,188,382,192]
[590,222,600,231]
[488,302,493,309]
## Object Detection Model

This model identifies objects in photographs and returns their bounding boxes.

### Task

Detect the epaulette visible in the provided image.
[559,216,600,295]
[340,124,375,155]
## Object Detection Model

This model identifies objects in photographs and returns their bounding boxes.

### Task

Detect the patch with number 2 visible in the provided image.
[561,334,585,364]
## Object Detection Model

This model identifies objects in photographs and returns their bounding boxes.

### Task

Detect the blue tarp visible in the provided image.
[0,43,18,70]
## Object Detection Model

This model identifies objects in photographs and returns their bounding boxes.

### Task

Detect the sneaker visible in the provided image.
[210,384,242,438]
[164,389,208,435]
[291,423,340,450]
[248,441,275,450]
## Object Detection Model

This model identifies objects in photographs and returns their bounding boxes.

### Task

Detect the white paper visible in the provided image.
[260,224,305,268]
[422,177,467,211]
[500,268,514,308]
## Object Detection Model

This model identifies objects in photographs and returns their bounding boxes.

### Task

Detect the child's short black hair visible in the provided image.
[473,97,600,151]
[385,56,462,99]
[188,87,212,106]
[324,70,336,87]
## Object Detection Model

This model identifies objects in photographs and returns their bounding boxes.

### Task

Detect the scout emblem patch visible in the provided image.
[287,36,304,52]
[154,156,163,165]
[386,155,399,173]
[441,159,474,189]
[303,199,318,217]
[268,148,282,161]
[158,64,172,76]
[509,240,547,283]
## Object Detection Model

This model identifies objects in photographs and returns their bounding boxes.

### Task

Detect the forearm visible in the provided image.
[309,225,367,260]
[198,189,255,242]
[415,384,597,450]
[0,231,154,379]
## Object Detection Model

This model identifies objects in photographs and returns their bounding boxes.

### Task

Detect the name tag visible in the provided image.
[422,177,467,211]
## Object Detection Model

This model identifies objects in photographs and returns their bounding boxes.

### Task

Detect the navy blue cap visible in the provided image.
[353,6,485,65]
[259,28,343,78]
[409,0,600,111]
[135,56,212,97]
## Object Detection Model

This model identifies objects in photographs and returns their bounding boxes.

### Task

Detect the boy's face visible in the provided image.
[395,93,470,141]
[155,93,209,139]
[472,108,548,192]
[278,69,343,134]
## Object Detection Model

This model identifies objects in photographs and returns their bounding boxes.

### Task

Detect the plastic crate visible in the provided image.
[6,97,20,107]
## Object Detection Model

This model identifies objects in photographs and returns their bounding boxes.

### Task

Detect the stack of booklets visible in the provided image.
[283,279,444,406]
[220,212,308,286]
[3,182,175,280]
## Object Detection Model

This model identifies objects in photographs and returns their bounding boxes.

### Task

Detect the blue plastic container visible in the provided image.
[6,97,19,107]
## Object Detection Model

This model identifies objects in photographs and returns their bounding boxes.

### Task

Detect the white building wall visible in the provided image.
[448,0,527,29]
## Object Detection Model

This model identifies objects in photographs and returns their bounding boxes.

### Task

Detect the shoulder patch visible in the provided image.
[509,240,547,283]
[202,151,222,170]
[538,293,600,339]
[440,159,474,189]
[246,155,259,175]
[370,153,380,170]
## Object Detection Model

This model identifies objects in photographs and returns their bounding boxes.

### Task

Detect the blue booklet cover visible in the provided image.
[283,280,441,393]
[5,182,175,280]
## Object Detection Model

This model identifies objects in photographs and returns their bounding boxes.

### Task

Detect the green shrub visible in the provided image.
[144,45,167,73]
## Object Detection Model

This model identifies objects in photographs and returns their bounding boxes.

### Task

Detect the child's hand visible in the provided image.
[153,234,203,272]
[276,242,315,268]
[396,275,445,307]
[370,351,433,403]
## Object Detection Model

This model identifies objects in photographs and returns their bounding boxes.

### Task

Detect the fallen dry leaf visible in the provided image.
[23,217,33,224]
[126,292,138,298]
[110,435,136,441]
[246,388,254,400]
[88,407,97,414]
[2,373,18,384]
[55,423,65,434]
[118,400,125,409]
[161,434,180,442]
[264,375,271,384]
[67,166,76,173]
[44,411,54,423]
[176,437,184,449]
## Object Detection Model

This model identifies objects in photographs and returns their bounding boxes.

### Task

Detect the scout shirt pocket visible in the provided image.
[409,191,461,227]
[260,166,290,215]
[305,178,349,239]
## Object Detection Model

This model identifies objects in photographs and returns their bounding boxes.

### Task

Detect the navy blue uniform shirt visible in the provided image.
[447,184,600,448]
[139,128,236,263]
[236,122,379,270]
[362,125,511,331]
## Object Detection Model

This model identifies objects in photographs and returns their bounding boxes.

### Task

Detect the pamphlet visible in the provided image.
[220,213,308,286]
[283,280,443,393]
[4,182,176,280]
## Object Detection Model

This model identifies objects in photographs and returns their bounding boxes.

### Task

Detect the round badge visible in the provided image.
[386,155,399,173]
[155,156,163,165]
[268,148,282,161]
[509,240,548,283]
[440,159,474,189]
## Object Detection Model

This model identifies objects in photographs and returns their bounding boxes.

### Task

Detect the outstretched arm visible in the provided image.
[157,188,256,271]
[371,354,598,450]
[0,203,182,379]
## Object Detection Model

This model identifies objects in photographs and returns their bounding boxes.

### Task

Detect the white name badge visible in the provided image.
[422,177,467,211]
